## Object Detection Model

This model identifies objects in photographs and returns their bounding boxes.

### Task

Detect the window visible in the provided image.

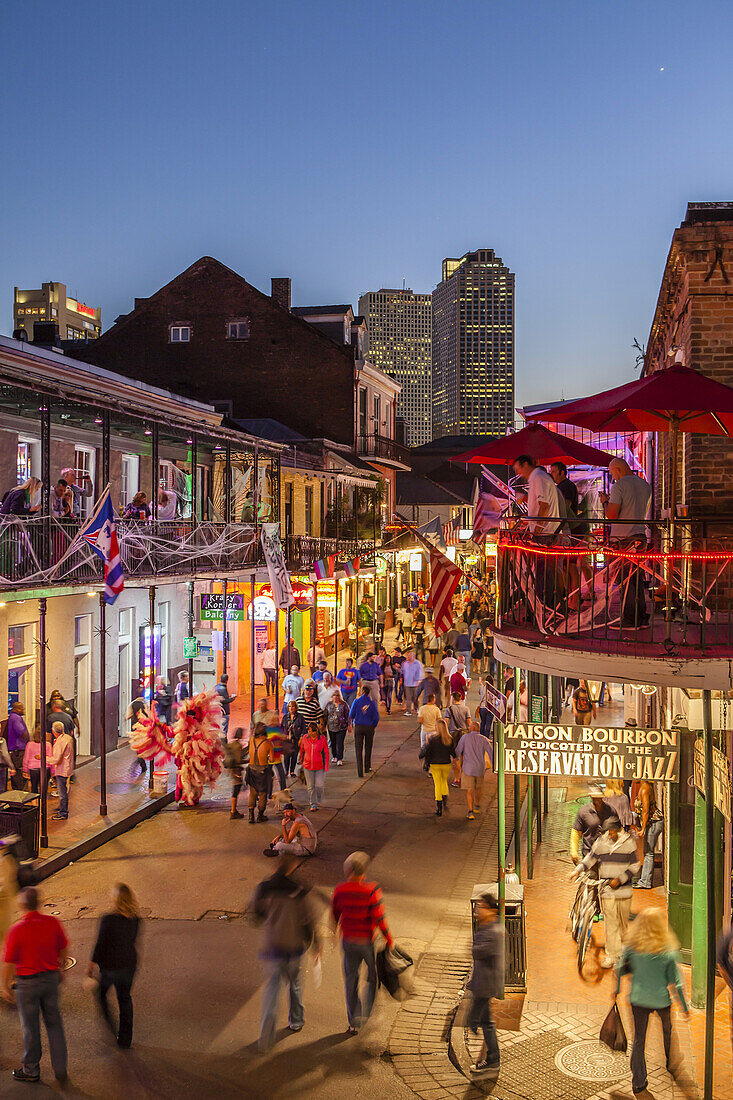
[169,325,190,343]
[284,481,294,536]
[226,320,250,340]
[373,394,381,434]
[17,437,39,484]
[304,485,313,534]
[74,446,95,518]
[120,454,139,506]
[358,388,367,438]
[8,624,32,659]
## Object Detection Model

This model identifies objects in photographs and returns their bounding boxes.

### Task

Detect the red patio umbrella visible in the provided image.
[451,422,615,467]
[525,364,733,514]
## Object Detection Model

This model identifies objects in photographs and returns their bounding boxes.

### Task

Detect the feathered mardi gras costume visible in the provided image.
[170,688,224,806]
[130,705,173,764]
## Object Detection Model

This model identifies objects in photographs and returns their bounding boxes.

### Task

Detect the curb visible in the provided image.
[34,790,176,882]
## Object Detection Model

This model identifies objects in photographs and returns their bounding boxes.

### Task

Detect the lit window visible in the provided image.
[170,325,190,343]
[226,320,250,340]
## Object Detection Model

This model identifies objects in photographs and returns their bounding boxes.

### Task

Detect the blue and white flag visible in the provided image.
[80,488,124,603]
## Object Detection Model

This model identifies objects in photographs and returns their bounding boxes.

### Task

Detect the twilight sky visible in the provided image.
[2,0,732,408]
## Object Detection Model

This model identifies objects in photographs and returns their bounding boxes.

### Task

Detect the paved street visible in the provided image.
[0,674,729,1098]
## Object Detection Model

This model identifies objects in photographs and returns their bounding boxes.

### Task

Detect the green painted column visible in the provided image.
[691,784,707,1009]
[514,666,522,882]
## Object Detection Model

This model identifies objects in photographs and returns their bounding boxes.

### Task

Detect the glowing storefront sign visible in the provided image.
[247,595,277,621]
[409,553,423,571]
[68,298,97,318]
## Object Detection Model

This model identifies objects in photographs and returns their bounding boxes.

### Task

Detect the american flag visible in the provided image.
[472,467,509,544]
[442,514,461,546]
[428,544,463,635]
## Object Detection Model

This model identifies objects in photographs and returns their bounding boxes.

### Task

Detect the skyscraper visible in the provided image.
[358,288,432,446]
[431,249,514,439]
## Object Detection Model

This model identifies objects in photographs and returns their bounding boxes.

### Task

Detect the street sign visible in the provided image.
[183,636,198,659]
[503,723,679,782]
[693,740,732,820]
[200,593,244,621]
[530,695,544,723]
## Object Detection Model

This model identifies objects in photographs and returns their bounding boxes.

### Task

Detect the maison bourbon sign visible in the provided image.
[503,723,679,782]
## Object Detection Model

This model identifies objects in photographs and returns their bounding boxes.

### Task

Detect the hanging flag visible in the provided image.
[342,557,360,577]
[428,544,463,635]
[442,514,461,546]
[313,558,333,580]
[80,488,124,604]
[260,523,294,610]
[472,467,509,543]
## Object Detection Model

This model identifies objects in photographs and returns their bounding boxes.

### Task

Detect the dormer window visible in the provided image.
[170,324,190,343]
[227,320,250,340]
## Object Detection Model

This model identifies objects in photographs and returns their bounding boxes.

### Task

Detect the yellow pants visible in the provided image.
[430,763,453,801]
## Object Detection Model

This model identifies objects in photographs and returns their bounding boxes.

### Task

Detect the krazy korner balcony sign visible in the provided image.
[503,723,679,782]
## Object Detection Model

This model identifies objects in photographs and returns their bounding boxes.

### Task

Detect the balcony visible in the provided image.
[494,517,733,687]
[283,534,376,572]
[356,433,411,469]
[0,517,261,589]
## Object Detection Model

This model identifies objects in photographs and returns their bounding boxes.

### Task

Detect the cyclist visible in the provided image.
[570,815,639,968]
[569,783,615,864]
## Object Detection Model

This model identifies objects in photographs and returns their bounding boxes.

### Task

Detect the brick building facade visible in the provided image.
[76,257,359,446]
[646,203,733,515]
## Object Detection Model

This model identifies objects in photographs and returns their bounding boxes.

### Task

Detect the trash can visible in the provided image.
[471,881,527,993]
[0,791,40,860]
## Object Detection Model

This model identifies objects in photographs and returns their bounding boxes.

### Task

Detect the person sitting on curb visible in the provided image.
[264,802,317,858]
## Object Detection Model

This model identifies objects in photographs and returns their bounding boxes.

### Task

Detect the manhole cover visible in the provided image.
[555,1041,628,1081]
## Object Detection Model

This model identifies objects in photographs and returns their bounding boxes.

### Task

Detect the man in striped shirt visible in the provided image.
[331,851,394,1035]
[570,815,640,967]
[296,682,323,727]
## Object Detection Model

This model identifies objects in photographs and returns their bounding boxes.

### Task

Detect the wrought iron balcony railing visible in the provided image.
[0,517,378,590]
[496,516,733,658]
[356,433,411,465]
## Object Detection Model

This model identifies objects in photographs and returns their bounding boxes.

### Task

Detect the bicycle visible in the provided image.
[570,870,610,975]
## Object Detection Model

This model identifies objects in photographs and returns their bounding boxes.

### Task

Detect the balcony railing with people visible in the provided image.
[0,516,262,588]
[0,516,380,590]
[496,515,733,658]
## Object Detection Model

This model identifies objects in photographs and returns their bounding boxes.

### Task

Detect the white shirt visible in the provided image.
[308,646,326,667]
[526,467,561,536]
[318,683,338,710]
[441,656,458,680]
[157,490,177,520]
[262,648,276,670]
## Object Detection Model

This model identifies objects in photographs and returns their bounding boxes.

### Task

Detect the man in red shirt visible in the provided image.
[2,887,68,1084]
[449,655,469,700]
[331,851,393,1035]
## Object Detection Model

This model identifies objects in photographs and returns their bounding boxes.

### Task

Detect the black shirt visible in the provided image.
[92,913,140,971]
[556,477,579,516]
[46,711,75,737]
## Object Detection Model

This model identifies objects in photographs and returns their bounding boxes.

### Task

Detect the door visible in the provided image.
[73,653,91,756]
[667,727,696,960]
[118,643,131,739]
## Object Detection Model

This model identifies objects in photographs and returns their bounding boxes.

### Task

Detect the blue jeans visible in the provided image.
[260,954,305,1049]
[479,707,493,741]
[342,940,377,1028]
[468,995,500,1064]
[56,775,69,818]
[342,689,357,709]
[638,818,663,887]
[304,768,326,807]
[15,971,67,1078]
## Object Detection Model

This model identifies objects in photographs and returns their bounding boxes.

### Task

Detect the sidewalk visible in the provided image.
[13,745,176,882]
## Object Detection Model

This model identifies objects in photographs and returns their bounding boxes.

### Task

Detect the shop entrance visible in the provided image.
[8,622,36,727]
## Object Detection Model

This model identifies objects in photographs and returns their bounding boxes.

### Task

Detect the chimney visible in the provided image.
[271,278,291,311]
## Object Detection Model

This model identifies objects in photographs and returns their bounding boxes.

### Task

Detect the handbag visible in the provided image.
[599,1001,628,1053]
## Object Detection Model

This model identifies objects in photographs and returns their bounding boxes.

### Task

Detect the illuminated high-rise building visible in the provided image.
[13,282,101,342]
[431,249,514,439]
[358,288,432,446]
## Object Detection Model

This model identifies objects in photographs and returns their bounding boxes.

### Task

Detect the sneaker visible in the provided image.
[288,1024,303,1032]
[345,1026,358,1036]
[52,813,68,821]
[230,810,244,820]
[471,1059,499,1074]
[467,810,475,820]
[337,759,343,766]
[12,1068,41,1082]
[263,848,278,857]
[309,805,318,811]
[601,954,614,969]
